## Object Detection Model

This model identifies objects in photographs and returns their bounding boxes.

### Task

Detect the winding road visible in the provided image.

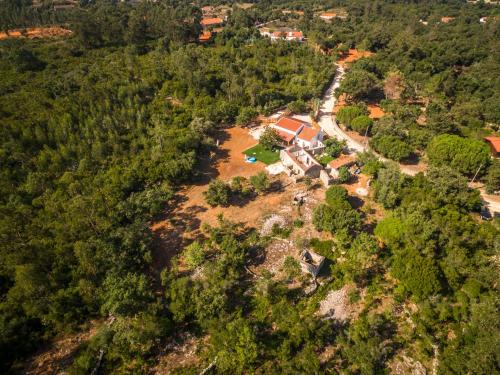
[317,64,500,215]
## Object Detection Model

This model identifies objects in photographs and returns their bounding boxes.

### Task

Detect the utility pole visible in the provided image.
[471,162,484,184]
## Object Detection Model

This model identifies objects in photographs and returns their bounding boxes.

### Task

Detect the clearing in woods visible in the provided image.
[0,27,72,40]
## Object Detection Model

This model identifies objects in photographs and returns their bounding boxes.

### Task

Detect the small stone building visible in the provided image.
[280,145,323,178]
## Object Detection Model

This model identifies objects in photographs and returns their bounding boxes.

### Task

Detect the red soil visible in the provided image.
[0,27,72,40]
[337,49,374,67]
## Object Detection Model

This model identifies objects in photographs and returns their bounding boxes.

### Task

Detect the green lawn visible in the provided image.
[243,144,281,165]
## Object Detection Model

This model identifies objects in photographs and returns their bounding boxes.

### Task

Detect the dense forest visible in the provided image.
[0,0,499,373]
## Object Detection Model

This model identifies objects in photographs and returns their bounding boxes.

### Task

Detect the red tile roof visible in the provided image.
[201,17,224,26]
[199,31,212,42]
[297,127,319,142]
[275,117,306,133]
[288,31,303,39]
[329,154,356,169]
[485,137,500,153]
[320,12,337,17]
[275,130,296,143]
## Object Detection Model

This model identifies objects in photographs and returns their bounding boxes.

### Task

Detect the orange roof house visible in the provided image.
[320,12,337,20]
[201,17,224,27]
[198,31,212,42]
[274,117,307,134]
[297,127,320,142]
[484,137,500,157]
[441,16,455,23]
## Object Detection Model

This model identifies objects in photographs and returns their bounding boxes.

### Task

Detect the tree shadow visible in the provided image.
[348,195,365,209]
[400,152,420,166]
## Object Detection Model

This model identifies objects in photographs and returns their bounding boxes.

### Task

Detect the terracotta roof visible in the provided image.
[275,117,306,133]
[485,137,500,153]
[329,154,356,169]
[441,16,455,23]
[288,31,303,39]
[275,130,296,143]
[201,17,224,26]
[198,31,212,42]
[320,12,337,17]
[297,127,319,142]
[272,31,283,37]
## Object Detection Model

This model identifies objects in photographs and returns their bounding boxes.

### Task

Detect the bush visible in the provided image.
[370,135,412,161]
[283,256,301,279]
[325,186,349,206]
[337,166,351,183]
[183,241,205,270]
[357,151,384,176]
[350,115,373,134]
[336,105,367,127]
[313,203,361,234]
[250,172,270,193]
[324,137,347,157]
[204,179,231,206]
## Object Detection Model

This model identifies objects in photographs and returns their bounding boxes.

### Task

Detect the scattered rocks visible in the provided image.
[260,214,288,236]
[390,354,427,375]
[318,286,350,321]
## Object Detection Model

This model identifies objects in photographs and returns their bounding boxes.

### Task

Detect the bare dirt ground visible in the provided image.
[152,333,205,374]
[20,320,101,375]
[0,27,72,40]
[338,49,374,67]
[151,127,265,268]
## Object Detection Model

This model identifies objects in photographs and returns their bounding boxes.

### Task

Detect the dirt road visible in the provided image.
[317,55,499,214]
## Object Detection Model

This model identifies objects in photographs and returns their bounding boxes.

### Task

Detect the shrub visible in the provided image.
[204,179,231,206]
[183,241,205,270]
[250,172,270,193]
[336,105,367,127]
[370,135,412,161]
[325,186,349,206]
[324,137,347,157]
[313,203,361,234]
[337,166,351,183]
[283,256,301,279]
[350,115,373,134]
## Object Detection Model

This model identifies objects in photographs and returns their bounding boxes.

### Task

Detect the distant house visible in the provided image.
[269,30,304,42]
[270,116,323,149]
[280,145,323,178]
[296,126,324,149]
[282,10,305,16]
[285,31,304,41]
[441,16,455,23]
[198,31,212,43]
[271,117,307,145]
[201,17,224,28]
[484,137,500,157]
[480,17,488,23]
[319,154,356,186]
[320,12,337,21]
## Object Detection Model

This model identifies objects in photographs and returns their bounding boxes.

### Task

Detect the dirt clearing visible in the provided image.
[0,27,72,40]
[338,49,374,66]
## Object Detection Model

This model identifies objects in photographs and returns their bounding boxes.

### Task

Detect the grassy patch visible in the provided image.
[318,154,334,166]
[243,143,280,165]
